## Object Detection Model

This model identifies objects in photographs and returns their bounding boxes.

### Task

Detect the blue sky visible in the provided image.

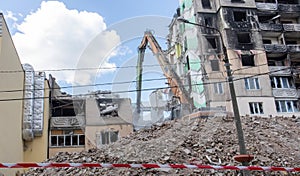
[1,1,178,26]
[1,0,179,102]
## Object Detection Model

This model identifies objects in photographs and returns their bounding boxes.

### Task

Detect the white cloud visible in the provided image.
[12,1,121,85]
[5,11,18,22]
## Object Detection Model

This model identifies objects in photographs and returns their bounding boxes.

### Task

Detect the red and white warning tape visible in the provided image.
[0,163,299,172]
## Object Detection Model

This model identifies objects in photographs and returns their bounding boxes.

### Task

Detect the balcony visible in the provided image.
[283,24,300,32]
[269,66,291,76]
[50,116,85,129]
[287,45,300,53]
[259,23,283,31]
[272,88,298,98]
[231,22,252,29]
[278,4,300,12]
[256,2,277,11]
[264,44,287,53]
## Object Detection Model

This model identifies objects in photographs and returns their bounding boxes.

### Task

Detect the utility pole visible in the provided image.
[177,18,248,163]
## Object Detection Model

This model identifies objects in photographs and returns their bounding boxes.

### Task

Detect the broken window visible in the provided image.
[286,40,297,45]
[268,60,285,66]
[98,131,119,146]
[267,54,287,66]
[237,33,251,44]
[263,39,272,44]
[233,11,247,22]
[201,0,211,9]
[255,0,276,3]
[275,100,299,112]
[204,16,213,27]
[270,76,294,88]
[241,54,255,66]
[51,100,84,117]
[210,60,220,71]
[249,102,264,114]
[232,0,244,2]
[97,99,119,117]
[278,0,298,4]
[206,37,217,49]
[245,78,260,90]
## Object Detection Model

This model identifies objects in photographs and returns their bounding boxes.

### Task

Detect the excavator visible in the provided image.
[136,30,194,116]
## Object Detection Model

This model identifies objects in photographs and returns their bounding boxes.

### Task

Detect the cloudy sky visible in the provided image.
[1,0,179,100]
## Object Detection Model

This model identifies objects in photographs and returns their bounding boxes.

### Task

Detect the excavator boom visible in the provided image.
[136,31,193,114]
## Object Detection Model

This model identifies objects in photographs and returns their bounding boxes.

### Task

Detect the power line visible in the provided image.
[0,77,170,93]
[0,50,267,73]
[0,61,285,94]
[0,66,291,102]
[0,60,270,94]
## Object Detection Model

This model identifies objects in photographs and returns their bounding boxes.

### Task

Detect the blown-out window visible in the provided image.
[96,131,119,147]
[237,33,251,44]
[241,54,255,66]
[202,0,211,9]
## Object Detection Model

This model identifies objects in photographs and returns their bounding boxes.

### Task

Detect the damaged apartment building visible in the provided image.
[49,76,133,157]
[167,0,300,117]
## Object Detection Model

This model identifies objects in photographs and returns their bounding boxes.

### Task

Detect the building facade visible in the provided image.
[167,0,300,117]
[48,79,133,157]
[0,13,25,176]
[0,14,49,176]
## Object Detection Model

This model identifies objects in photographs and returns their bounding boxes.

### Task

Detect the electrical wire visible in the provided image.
[0,60,271,94]
[0,50,267,73]
[0,57,283,94]
[0,66,292,102]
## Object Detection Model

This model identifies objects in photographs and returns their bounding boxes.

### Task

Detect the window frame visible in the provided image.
[50,130,85,147]
[271,76,294,89]
[275,100,299,113]
[97,131,119,147]
[214,82,224,94]
[249,102,264,114]
[244,77,260,90]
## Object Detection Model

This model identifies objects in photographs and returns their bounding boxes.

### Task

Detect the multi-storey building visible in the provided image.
[167,0,300,117]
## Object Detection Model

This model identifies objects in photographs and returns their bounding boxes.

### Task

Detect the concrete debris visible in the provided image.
[99,103,118,117]
[24,116,300,175]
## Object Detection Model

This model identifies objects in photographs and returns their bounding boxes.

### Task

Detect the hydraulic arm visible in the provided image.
[136,31,193,114]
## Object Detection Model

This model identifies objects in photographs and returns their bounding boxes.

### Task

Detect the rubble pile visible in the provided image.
[25,116,300,175]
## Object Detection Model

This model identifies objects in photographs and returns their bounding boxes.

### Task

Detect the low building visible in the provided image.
[0,14,49,176]
[48,78,133,157]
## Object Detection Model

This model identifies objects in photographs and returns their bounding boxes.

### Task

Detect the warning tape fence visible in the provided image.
[0,163,299,172]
